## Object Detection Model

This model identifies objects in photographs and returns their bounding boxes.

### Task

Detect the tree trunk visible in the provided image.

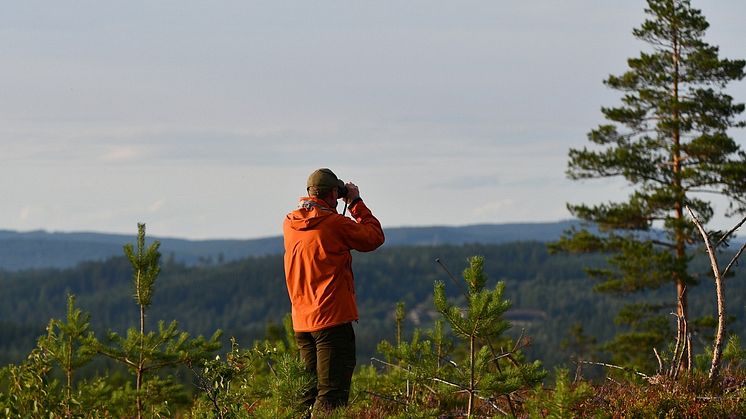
[468,334,475,417]
[136,364,144,419]
[671,13,691,372]
[137,302,145,419]
[137,267,146,419]
[65,334,73,418]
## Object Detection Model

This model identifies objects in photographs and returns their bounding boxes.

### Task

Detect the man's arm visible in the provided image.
[339,183,384,252]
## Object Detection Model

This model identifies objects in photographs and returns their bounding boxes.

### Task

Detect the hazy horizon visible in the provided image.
[1,219,582,241]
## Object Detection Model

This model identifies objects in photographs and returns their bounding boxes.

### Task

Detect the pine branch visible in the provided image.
[651,240,676,249]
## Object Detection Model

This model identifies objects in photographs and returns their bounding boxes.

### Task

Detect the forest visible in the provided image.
[1,239,743,369]
[0,241,651,365]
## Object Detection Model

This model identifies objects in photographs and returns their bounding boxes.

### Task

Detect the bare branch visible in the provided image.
[431,377,464,389]
[653,348,663,375]
[579,360,651,380]
[669,309,687,379]
[716,214,746,248]
[370,357,408,372]
[722,241,746,279]
[686,206,726,382]
[687,333,693,372]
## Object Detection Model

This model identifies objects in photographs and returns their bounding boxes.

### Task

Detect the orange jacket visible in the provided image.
[283,196,385,332]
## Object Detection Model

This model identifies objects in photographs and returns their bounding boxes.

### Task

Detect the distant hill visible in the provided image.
[0,221,580,271]
[383,221,580,246]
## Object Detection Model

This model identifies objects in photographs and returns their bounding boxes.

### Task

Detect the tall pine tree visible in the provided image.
[93,224,221,418]
[553,0,746,372]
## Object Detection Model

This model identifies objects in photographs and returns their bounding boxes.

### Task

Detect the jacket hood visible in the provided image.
[286,197,337,231]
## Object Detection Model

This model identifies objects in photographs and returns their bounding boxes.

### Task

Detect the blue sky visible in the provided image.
[2,1,745,239]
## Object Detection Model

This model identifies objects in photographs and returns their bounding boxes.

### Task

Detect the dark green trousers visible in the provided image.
[295,322,356,412]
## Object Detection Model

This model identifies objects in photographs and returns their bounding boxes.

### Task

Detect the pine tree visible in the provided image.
[433,256,545,417]
[1,297,102,418]
[376,298,455,414]
[552,0,746,372]
[37,294,96,417]
[92,223,222,418]
[375,256,544,417]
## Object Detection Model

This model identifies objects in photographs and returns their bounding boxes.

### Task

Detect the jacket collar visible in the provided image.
[297,196,337,213]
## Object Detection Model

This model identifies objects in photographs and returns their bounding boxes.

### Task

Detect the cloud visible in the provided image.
[148,199,166,213]
[100,146,140,162]
[19,206,31,221]
[430,174,500,190]
[472,199,515,218]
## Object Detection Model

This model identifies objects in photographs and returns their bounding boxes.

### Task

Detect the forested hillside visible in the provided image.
[0,221,580,270]
[1,241,741,372]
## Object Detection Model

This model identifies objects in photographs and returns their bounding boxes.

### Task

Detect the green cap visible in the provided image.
[306,168,344,192]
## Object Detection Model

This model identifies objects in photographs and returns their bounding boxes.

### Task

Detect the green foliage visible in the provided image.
[37,294,97,415]
[433,257,511,342]
[695,334,746,374]
[266,351,315,418]
[0,348,59,417]
[394,301,405,347]
[722,335,746,369]
[601,303,671,373]
[125,223,162,310]
[377,328,448,410]
[189,338,314,418]
[0,305,138,418]
[280,313,298,356]
[0,223,224,417]
[375,305,457,415]
[93,320,222,376]
[560,323,597,366]
[526,368,593,419]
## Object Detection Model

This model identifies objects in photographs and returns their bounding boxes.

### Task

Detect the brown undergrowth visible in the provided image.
[569,371,746,418]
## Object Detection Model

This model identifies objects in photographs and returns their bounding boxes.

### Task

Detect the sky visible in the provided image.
[2,1,746,240]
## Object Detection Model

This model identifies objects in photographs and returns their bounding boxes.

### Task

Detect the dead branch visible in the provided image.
[579,360,651,380]
[686,206,726,382]
[715,214,746,247]
[430,378,505,415]
[687,333,693,372]
[370,357,407,371]
[668,307,688,379]
[722,240,746,279]
[653,348,663,375]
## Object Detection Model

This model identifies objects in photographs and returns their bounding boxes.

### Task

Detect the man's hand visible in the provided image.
[343,182,360,204]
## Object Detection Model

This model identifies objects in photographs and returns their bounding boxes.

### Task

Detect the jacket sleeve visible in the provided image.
[339,200,385,252]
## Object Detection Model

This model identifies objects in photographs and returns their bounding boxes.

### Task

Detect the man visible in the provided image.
[283,168,385,413]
